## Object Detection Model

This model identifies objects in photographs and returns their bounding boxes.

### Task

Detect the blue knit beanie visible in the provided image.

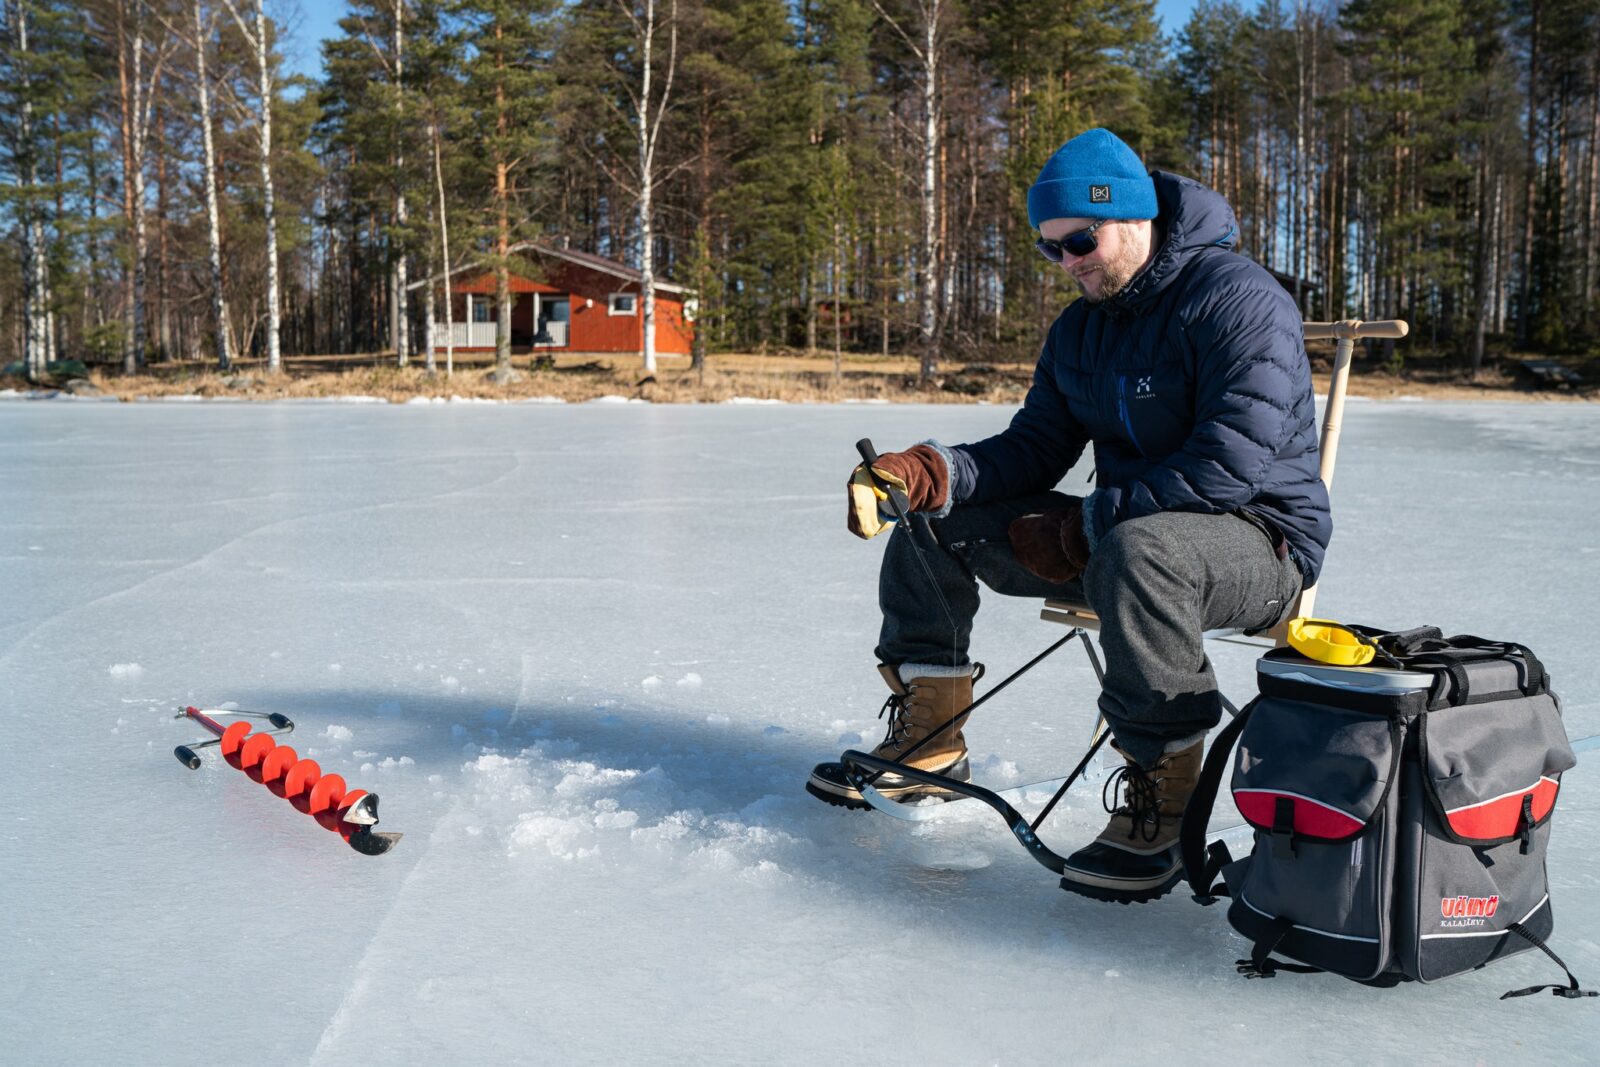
[1027,128,1157,228]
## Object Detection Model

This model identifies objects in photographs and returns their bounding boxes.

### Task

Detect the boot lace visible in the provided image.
[876,689,915,753]
[1103,762,1163,843]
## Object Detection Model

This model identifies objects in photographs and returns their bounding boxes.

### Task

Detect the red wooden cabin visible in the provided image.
[420,243,694,356]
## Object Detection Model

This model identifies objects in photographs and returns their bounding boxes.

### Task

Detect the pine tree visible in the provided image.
[321,0,438,364]
[460,0,557,380]
[1340,0,1474,344]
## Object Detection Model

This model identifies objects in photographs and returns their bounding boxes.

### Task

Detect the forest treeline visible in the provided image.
[3,0,1599,382]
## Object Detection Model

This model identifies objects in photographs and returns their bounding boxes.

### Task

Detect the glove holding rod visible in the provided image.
[855,438,913,524]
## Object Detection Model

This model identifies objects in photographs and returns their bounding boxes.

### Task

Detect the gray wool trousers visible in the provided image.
[876,492,1303,768]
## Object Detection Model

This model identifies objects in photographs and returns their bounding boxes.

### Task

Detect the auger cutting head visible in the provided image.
[346,828,405,856]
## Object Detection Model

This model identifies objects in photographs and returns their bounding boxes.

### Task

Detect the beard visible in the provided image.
[1077,223,1150,303]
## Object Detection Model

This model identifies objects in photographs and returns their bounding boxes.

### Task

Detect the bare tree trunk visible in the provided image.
[157,121,172,361]
[115,0,139,373]
[423,199,436,375]
[638,3,656,375]
[872,1,941,380]
[1584,36,1600,328]
[86,118,104,339]
[917,3,940,383]
[131,19,152,370]
[1292,2,1306,305]
[223,0,282,371]
[8,1,48,380]
[690,99,711,378]
[1253,121,1267,256]
[392,0,409,366]
[193,0,233,369]
[630,0,677,376]
[1493,172,1508,333]
[1471,149,1490,377]
[432,122,454,377]
[488,20,515,378]
[832,217,843,387]
[804,267,816,354]
[252,0,280,372]
[1518,0,1541,347]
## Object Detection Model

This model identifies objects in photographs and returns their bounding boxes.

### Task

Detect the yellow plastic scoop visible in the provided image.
[1287,618,1376,666]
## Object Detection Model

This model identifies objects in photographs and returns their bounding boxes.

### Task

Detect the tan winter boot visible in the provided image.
[1057,737,1204,903]
[805,665,976,809]
[869,665,971,769]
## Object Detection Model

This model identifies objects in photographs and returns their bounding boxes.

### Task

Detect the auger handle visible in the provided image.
[180,706,295,735]
[184,706,230,737]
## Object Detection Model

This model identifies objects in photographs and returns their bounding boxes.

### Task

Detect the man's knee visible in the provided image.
[1084,517,1188,593]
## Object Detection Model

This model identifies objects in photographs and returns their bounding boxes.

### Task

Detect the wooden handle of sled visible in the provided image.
[1275,319,1410,638]
[1303,319,1409,341]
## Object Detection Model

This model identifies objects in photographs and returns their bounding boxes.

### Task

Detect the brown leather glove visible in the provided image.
[846,445,950,537]
[871,445,950,513]
[1008,505,1092,583]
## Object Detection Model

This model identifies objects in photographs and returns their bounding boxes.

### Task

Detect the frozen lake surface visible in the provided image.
[2,400,1598,1064]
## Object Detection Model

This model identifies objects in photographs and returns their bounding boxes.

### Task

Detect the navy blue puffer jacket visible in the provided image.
[947,170,1330,586]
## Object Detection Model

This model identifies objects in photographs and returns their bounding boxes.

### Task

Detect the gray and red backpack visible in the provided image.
[1181,626,1595,999]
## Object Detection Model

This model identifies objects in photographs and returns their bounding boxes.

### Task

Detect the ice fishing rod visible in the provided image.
[173,706,403,856]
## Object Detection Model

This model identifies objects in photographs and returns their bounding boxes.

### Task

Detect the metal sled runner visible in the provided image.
[839,627,1112,874]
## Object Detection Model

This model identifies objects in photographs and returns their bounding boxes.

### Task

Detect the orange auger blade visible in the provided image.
[173,706,402,856]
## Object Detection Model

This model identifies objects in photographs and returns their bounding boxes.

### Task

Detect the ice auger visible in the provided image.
[173,706,403,856]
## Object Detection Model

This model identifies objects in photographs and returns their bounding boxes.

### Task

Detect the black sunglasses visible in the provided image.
[1035,218,1109,263]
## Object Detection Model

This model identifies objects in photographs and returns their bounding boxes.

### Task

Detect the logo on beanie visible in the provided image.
[1089,184,1111,203]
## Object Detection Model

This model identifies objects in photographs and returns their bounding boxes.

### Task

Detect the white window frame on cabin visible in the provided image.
[608,292,638,316]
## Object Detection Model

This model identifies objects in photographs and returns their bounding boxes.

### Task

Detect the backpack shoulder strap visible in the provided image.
[1182,699,1256,903]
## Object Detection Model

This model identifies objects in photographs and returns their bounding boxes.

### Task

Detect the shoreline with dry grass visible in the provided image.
[4,350,1595,405]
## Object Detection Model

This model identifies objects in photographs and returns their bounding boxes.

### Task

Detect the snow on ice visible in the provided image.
[1,401,1597,1065]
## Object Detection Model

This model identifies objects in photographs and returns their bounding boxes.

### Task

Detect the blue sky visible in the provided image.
[282,1,1202,81]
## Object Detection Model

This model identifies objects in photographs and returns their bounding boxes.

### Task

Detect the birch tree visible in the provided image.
[192,0,232,368]
[1,0,51,379]
[391,0,408,366]
[431,120,453,375]
[221,0,281,372]
[112,0,172,374]
[560,0,687,374]
[875,0,946,383]
[623,0,677,375]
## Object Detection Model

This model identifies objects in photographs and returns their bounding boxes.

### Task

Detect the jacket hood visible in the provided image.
[1102,171,1239,314]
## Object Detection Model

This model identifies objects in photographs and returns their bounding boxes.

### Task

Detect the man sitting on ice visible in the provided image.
[806,127,1328,905]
